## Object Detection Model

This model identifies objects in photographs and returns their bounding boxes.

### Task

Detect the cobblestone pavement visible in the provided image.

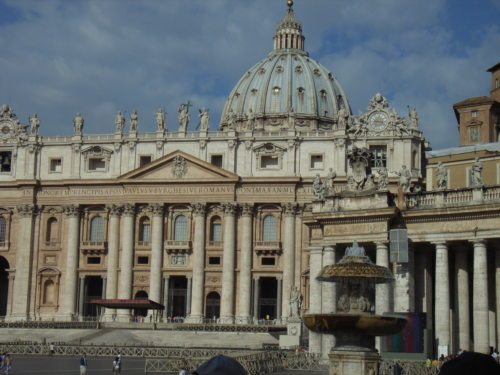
[8,355,327,375]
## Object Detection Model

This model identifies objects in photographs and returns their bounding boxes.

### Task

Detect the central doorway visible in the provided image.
[134,290,149,318]
[168,276,188,318]
[83,276,103,317]
[205,291,220,320]
[0,256,9,317]
[258,277,278,320]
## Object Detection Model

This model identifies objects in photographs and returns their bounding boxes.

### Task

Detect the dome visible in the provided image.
[220,1,351,132]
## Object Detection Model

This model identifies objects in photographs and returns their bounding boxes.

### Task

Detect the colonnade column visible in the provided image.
[496,249,500,352]
[237,204,253,324]
[375,242,390,315]
[322,245,336,356]
[186,276,192,316]
[60,205,80,320]
[187,203,206,323]
[472,239,489,353]
[163,276,170,319]
[455,246,470,351]
[117,203,135,321]
[308,246,323,354]
[434,241,450,354]
[104,204,122,320]
[253,277,260,320]
[149,204,164,305]
[281,203,296,322]
[10,204,36,321]
[78,277,85,318]
[220,203,236,323]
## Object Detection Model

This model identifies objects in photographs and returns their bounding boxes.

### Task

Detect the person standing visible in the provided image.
[79,353,87,375]
[3,353,11,375]
[112,356,120,374]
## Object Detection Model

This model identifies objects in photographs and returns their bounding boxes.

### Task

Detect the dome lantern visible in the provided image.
[273,0,305,52]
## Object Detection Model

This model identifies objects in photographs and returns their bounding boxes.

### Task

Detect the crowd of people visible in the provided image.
[426,347,500,369]
[0,353,12,374]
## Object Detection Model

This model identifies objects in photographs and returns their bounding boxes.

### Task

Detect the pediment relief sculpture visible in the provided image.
[82,145,113,161]
[253,142,287,155]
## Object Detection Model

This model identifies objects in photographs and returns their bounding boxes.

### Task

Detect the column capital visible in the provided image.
[191,203,206,216]
[375,241,388,247]
[222,202,237,216]
[470,238,486,246]
[240,203,254,217]
[16,204,36,217]
[107,204,123,217]
[282,202,298,216]
[309,246,323,255]
[148,203,164,217]
[63,204,80,217]
[432,241,448,248]
[323,245,336,252]
[122,203,136,217]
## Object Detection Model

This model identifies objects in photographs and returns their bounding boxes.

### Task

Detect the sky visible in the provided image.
[0,0,499,149]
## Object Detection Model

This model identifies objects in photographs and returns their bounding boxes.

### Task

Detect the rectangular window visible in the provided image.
[210,154,223,168]
[260,155,279,169]
[139,155,152,167]
[208,256,221,265]
[471,110,478,118]
[87,256,101,265]
[261,257,276,266]
[49,158,62,173]
[310,154,324,169]
[88,158,106,171]
[137,256,149,265]
[370,146,387,168]
[0,151,12,173]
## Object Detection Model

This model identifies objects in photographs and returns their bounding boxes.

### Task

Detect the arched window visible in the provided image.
[0,217,6,243]
[271,87,281,112]
[262,215,277,241]
[174,215,188,241]
[43,279,55,305]
[46,217,58,243]
[89,216,104,242]
[412,151,418,169]
[210,216,222,242]
[139,217,151,242]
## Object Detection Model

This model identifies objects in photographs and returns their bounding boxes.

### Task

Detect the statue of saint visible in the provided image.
[155,109,165,131]
[73,113,84,134]
[436,162,448,190]
[198,108,209,131]
[325,168,336,192]
[377,167,388,190]
[115,111,125,133]
[178,102,191,132]
[130,111,138,132]
[289,286,302,318]
[225,109,237,130]
[29,114,40,135]
[408,106,419,129]
[246,108,255,130]
[471,157,483,188]
[397,165,412,192]
[337,105,349,129]
[313,174,325,200]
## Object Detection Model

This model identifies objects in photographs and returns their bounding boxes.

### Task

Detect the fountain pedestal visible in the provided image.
[329,349,379,375]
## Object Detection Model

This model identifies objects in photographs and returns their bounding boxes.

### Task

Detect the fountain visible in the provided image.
[303,242,407,375]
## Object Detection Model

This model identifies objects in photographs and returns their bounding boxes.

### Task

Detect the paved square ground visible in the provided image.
[6,355,327,375]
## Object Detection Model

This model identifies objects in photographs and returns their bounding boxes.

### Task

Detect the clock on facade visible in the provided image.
[368,111,388,131]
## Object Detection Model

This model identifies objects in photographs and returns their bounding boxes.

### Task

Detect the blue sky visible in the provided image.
[0,0,498,149]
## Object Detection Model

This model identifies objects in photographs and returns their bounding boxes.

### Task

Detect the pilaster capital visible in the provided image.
[282,202,298,216]
[148,203,164,217]
[240,203,254,217]
[222,202,237,216]
[16,204,36,217]
[191,203,206,216]
[107,204,123,217]
[63,204,80,217]
[122,203,136,217]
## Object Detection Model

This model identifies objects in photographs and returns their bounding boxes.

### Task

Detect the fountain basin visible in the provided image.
[303,313,407,337]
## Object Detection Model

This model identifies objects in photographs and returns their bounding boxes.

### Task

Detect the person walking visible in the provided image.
[79,353,87,375]
[117,354,122,374]
[112,356,120,374]
[3,353,11,375]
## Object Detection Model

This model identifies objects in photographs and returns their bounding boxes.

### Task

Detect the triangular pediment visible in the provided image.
[119,150,239,182]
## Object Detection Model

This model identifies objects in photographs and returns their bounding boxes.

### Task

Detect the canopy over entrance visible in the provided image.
[90,299,164,310]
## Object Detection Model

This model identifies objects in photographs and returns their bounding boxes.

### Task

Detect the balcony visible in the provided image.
[207,240,223,249]
[80,241,108,255]
[164,240,192,254]
[41,241,60,251]
[0,241,8,251]
[254,241,282,255]
[136,241,151,250]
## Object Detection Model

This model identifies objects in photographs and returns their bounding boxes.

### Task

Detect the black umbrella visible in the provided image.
[193,354,247,375]
[439,351,500,375]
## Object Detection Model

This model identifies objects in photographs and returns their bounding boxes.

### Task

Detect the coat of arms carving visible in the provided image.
[172,155,187,178]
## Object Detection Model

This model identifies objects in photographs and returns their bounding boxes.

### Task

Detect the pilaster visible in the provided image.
[281,202,297,322]
[104,204,122,320]
[149,204,164,306]
[237,204,253,324]
[308,246,323,354]
[220,202,236,323]
[117,203,135,321]
[60,204,80,319]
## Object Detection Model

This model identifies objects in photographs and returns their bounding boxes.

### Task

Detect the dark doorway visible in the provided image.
[0,257,9,317]
[134,290,149,317]
[259,277,278,320]
[168,276,188,318]
[83,276,103,317]
[205,291,221,320]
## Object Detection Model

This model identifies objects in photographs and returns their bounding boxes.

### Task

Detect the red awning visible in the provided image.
[90,299,164,310]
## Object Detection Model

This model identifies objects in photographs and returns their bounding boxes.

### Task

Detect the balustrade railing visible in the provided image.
[405,185,500,209]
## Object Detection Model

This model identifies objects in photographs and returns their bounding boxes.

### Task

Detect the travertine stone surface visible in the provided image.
[472,239,489,354]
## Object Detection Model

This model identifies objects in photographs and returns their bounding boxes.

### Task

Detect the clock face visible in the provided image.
[0,123,12,138]
[368,111,388,131]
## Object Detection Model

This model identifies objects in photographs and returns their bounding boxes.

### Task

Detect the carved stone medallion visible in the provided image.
[172,155,187,178]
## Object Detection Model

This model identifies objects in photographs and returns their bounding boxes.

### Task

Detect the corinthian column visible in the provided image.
[471,239,489,353]
[322,245,336,356]
[220,202,236,324]
[375,242,390,314]
[281,203,296,323]
[237,204,253,324]
[60,205,80,320]
[117,203,135,321]
[105,204,122,319]
[308,246,323,354]
[455,246,470,351]
[10,204,36,320]
[186,203,206,323]
[434,241,450,354]
[149,204,164,305]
